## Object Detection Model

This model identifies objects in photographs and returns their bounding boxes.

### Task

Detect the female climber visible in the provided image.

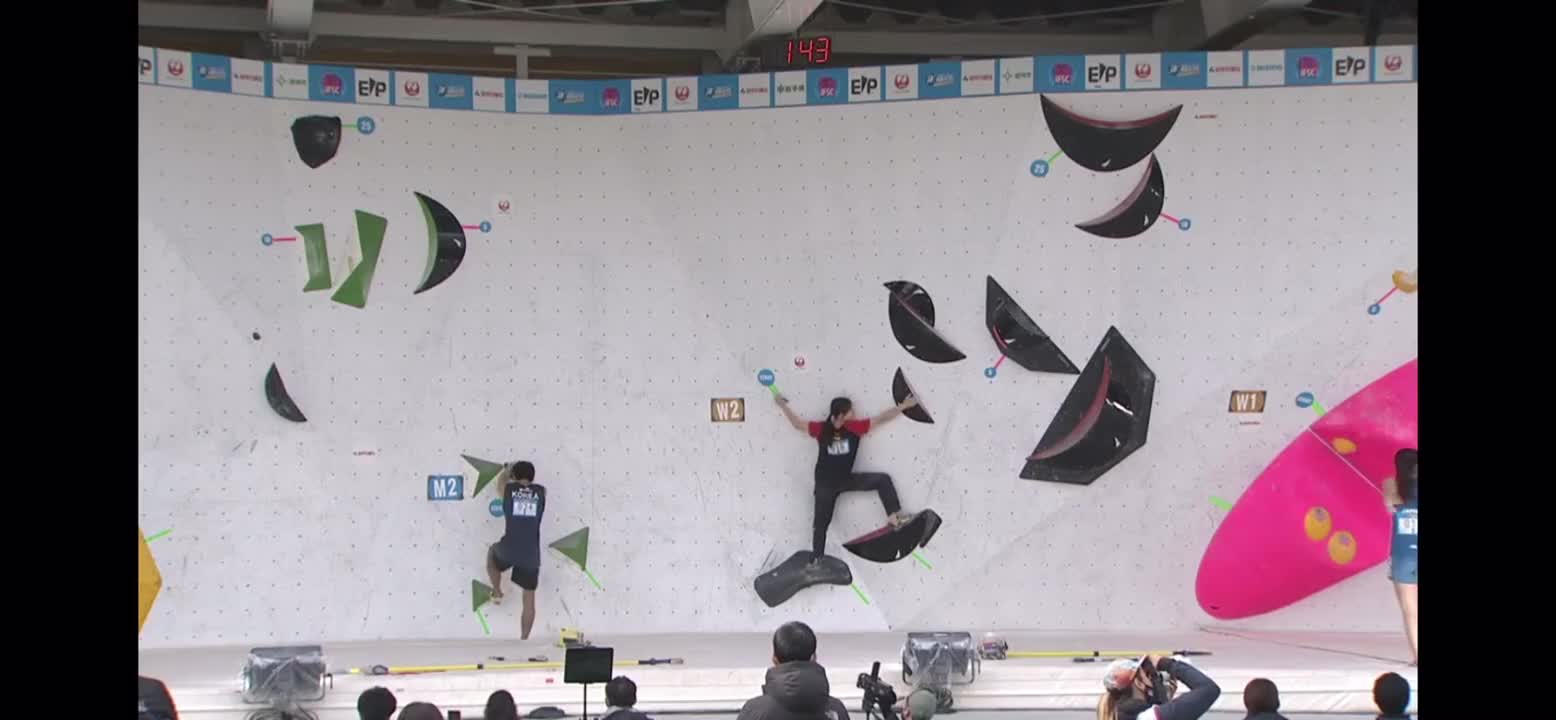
[1381,448,1418,666]
[773,393,919,561]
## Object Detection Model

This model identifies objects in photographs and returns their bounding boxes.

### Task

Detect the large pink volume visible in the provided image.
[1196,359,1417,620]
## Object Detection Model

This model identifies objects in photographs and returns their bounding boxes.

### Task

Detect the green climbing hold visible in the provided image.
[297,223,331,292]
[472,578,494,612]
[549,527,590,569]
[462,454,506,498]
[330,210,388,309]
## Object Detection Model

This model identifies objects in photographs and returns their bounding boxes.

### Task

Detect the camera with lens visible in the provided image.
[857,661,899,720]
[1138,657,1177,706]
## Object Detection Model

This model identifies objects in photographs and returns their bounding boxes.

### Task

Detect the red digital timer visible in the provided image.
[785,36,833,66]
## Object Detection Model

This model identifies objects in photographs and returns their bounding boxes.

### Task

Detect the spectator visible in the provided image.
[1372,673,1411,719]
[399,702,444,720]
[736,621,852,720]
[902,688,937,720]
[1241,678,1286,720]
[358,687,397,720]
[603,676,651,720]
[485,690,521,720]
[138,676,179,720]
[1096,654,1220,720]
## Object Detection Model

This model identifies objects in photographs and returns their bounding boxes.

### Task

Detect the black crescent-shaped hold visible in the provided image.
[264,363,308,423]
[753,550,853,607]
[1040,95,1182,173]
[892,368,934,424]
[986,276,1080,374]
[1075,155,1166,239]
[413,192,468,295]
[1020,327,1154,485]
[885,281,966,364]
[290,116,342,169]
[843,510,943,563]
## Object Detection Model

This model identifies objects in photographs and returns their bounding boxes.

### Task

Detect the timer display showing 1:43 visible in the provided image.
[786,36,833,66]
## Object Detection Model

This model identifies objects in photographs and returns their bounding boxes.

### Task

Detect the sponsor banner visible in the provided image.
[773,70,806,107]
[272,62,310,99]
[1286,48,1332,86]
[309,65,356,103]
[158,49,193,89]
[699,74,739,110]
[884,64,918,101]
[395,71,430,107]
[919,62,961,100]
[847,66,881,102]
[1373,45,1414,83]
[230,58,266,96]
[1206,51,1245,88]
[515,79,549,113]
[1246,50,1285,87]
[597,80,630,114]
[472,76,507,112]
[999,57,1034,94]
[356,68,391,105]
[1084,54,1122,91]
[960,59,996,96]
[430,73,473,110]
[666,76,697,112]
[139,46,155,84]
[631,78,664,113]
[1162,52,1206,90]
[807,68,848,105]
[738,73,771,108]
[1125,53,1161,90]
[1036,55,1084,93]
[191,53,231,93]
[1331,46,1371,84]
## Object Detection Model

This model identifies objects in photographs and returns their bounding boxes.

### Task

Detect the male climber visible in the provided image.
[485,461,546,640]
[774,394,918,562]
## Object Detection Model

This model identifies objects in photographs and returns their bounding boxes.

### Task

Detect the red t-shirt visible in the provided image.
[807,419,871,437]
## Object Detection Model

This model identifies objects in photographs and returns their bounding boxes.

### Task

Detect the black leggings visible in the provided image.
[813,472,902,558]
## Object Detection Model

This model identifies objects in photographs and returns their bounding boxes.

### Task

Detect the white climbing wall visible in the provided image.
[137,80,1417,648]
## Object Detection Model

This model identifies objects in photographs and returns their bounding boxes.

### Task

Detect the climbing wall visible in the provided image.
[137,78,1417,648]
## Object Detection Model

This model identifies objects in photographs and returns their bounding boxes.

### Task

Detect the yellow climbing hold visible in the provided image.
[1332,437,1358,455]
[139,529,163,634]
[1328,530,1357,565]
[1304,507,1333,542]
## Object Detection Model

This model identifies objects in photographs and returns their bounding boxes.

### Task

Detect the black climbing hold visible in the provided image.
[251,332,261,341]
[1020,327,1155,485]
[892,368,934,424]
[754,551,853,608]
[264,363,308,423]
[291,116,342,169]
[843,509,943,564]
[986,276,1079,374]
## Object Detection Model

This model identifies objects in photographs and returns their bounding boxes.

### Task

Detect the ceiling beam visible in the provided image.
[722,0,824,60]
[823,30,1163,57]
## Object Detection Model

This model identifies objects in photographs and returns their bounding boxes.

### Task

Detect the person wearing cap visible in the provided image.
[899,689,938,720]
[1096,654,1220,720]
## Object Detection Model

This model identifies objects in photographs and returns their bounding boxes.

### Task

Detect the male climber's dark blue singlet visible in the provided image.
[501,483,546,570]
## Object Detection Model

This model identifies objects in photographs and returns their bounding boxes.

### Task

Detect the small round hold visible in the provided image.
[261,233,274,246]
[757,369,776,387]
[984,367,997,379]
[479,220,493,233]
[1294,391,1314,408]
[1367,303,1382,316]
[488,498,503,518]
[356,116,377,135]
[1177,218,1192,231]
[1030,160,1050,177]
[252,332,261,341]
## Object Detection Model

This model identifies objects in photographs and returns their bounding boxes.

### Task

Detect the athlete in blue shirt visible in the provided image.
[1381,448,1417,666]
[485,461,546,640]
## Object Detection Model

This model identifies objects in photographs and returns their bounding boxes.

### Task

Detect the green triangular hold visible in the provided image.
[472,579,493,612]
[297,223,332,292]
[549,527,590,569]
[462,455,505,498]
[330,210,387,309]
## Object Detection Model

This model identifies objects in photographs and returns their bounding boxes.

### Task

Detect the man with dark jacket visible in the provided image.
[1241,678,1287,720]
[602,676,652,720]
[737,622,852,720]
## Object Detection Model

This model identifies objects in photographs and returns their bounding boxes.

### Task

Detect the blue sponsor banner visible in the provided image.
[919,62,961,99]
[430,73,474,110]
[1286,48,1332,85]
[699,74,739,110]
[505,78,517,113]
[807,68,848,105]
[1162,52,1208,90]
[191,53,231,93]
[308,64,356,103]
[597,79,631,114]
[1036,55,1084,93]
[549,80,599,114]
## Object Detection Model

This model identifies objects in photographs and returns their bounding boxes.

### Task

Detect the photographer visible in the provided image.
[1097,654,1220,720]
[738,622,852,720]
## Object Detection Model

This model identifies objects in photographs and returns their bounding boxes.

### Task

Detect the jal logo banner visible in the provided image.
[429,73,474,110]
[918,61,961,100]
[807,68,848,105]
[1246,49,1285,87]
[738,73,771,108]
[395,71,430,107]
[472,75,508,112]
[191,53,231,93]
[516,79,549,113]
[666,77,697,112]
[230,58,265,96]
[1161,51,1206,90]
[1205,51,1245,88]
[1036,55,1084,93]
[1373,45,1414,83]
[271,62,310,99]
[699,74,738,110]
[309,65,357,103]
[157,49,193,89]
[138,46,155,84]
[1331,46,1371,84]
[884,64,918,101]
[847,66,881,102]
[773,70,807,107]
[1285,48,1332,86]
[1124,53,1161,90]
[356,68,391,105]
[998,57,1034,94]
[631,78,663,113]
